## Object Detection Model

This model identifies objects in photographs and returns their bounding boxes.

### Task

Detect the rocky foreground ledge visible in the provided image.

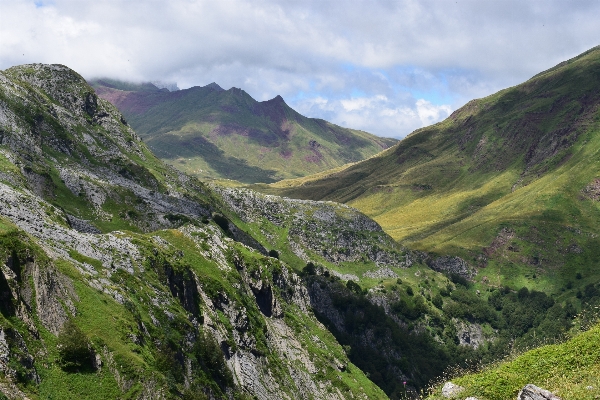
[441,382,562,400]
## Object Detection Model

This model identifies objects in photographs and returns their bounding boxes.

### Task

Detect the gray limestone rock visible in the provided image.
[517,384,561,400]
[213,185,410,268]
[363,267,399,279]
[428,256,473,278]
[66,214,101,234]
[456,320,485,349]
[442,381,464,398]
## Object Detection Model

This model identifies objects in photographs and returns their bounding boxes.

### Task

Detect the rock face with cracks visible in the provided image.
[213,186,411,268]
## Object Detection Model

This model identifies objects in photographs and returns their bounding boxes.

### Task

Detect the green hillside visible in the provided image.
[260,46,600,294]
[91,79,396,183]
[427,318,600,399]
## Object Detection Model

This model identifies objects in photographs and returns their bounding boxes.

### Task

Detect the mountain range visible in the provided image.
[1,45,600,400]
[1,63,481,400]
[91,79,396,183]
[0,63,403,399]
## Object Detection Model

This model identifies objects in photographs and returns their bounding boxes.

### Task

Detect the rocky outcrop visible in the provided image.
[30,262,77,335]
[517,384,561,400]
[195,251,358,400]
[456,320,485,349]
[0,64,212,235]
[0,327,39,386]
[363,267,399,279]
[427,256,473,278]
[582,177,600,201]
[0,187,382,398]
[0,63,387,399]
[213,186,410,268]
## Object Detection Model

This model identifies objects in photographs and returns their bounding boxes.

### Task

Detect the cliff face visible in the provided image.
[211,186,410,271]
[0,64,387,399]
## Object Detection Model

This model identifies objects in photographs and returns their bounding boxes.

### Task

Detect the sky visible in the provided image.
[1,0,600,138]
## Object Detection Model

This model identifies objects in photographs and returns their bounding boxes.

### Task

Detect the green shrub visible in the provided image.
[56,319,94,371]
[302,262,317,276]
[432,294,443,309]
[346,280,362,295]
[193,331,233,391]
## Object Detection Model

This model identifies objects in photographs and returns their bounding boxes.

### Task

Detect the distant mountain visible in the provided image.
[262,46,600,296]
[91,79,396,183]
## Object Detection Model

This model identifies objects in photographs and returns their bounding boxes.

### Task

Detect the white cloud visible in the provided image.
[415,99,452,127]
[293,94,452,138]
[1,0,599,137]
[340,95,388,112]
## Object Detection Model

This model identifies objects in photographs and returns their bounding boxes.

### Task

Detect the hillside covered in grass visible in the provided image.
[259,45,600,298]
[427,318,600,400]
[91,79,396,183]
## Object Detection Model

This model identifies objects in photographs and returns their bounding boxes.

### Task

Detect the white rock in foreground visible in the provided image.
[517,384,561,400]
[442,381,464,398]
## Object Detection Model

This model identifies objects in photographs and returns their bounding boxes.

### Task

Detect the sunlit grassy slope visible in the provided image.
[262,46,600,269]
[427,320,600,400]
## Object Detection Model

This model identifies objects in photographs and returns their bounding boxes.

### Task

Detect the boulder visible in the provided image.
[517,384,561,400]
[442,381,464,398]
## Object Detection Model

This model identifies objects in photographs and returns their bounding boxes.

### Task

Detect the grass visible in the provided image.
[427,321,600,400]
[258,46,600,295]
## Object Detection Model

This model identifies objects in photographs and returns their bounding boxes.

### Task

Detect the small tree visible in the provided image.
[346,280,362,296]
[432,293,443,309]
[56,319,94,371]
[302,262,316,276]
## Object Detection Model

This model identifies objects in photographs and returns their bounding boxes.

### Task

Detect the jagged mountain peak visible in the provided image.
[204,81,224,91]
[265,94,286,104]
[260,94,291,111]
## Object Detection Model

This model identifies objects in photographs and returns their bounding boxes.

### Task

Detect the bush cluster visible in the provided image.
[56,319,95,371]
